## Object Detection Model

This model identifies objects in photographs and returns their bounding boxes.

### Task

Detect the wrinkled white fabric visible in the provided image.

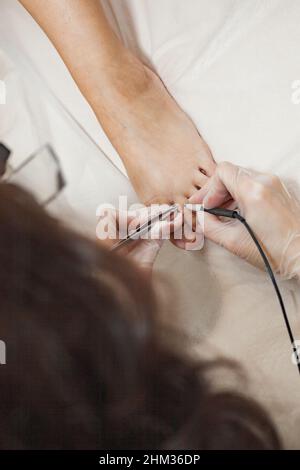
[101,0,300,181]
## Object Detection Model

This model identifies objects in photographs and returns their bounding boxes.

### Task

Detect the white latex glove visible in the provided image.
[97,205,182,270]
[189,162,300,280]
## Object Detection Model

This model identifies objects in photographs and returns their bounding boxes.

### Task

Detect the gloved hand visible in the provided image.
[97,205,182,271]
[189,161,300,280]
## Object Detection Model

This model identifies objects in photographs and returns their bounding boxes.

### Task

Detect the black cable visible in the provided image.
[204,207,300,376]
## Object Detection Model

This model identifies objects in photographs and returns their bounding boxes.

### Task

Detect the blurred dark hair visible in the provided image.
[0,183,280,449]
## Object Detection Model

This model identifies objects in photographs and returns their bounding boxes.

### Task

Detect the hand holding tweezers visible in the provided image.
[111,204,179,251]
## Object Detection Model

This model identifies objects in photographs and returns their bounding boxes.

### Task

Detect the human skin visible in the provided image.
[190,162,300,280]
[96,160,300,282]
[19,0,216,205]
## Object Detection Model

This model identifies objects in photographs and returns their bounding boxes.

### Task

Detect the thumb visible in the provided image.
[129,239,163,270]
[189,161,242,209]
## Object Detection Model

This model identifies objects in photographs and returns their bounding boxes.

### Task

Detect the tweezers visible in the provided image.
[111,204,179,251]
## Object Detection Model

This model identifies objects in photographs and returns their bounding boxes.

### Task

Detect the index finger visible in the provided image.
[189,162,241,209]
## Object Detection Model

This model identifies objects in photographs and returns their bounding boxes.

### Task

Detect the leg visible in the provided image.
[20,0,215,204]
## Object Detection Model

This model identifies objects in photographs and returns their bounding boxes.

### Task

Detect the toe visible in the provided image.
[187,185,199,199]
[194,168,208,188]
[197,142,216,176]
[175,193,188,207]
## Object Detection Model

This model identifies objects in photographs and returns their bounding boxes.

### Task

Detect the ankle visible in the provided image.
[96,52,156,108]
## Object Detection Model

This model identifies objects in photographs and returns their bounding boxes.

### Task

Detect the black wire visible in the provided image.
[204,207,300,376]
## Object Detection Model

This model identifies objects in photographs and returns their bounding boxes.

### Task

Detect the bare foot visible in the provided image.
[95,61,215,205]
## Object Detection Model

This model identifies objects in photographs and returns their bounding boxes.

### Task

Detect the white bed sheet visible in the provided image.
[1,0,300,447]
[102,0,300,447]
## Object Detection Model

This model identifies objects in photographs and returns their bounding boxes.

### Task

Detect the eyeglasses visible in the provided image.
[4,143,66,206]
